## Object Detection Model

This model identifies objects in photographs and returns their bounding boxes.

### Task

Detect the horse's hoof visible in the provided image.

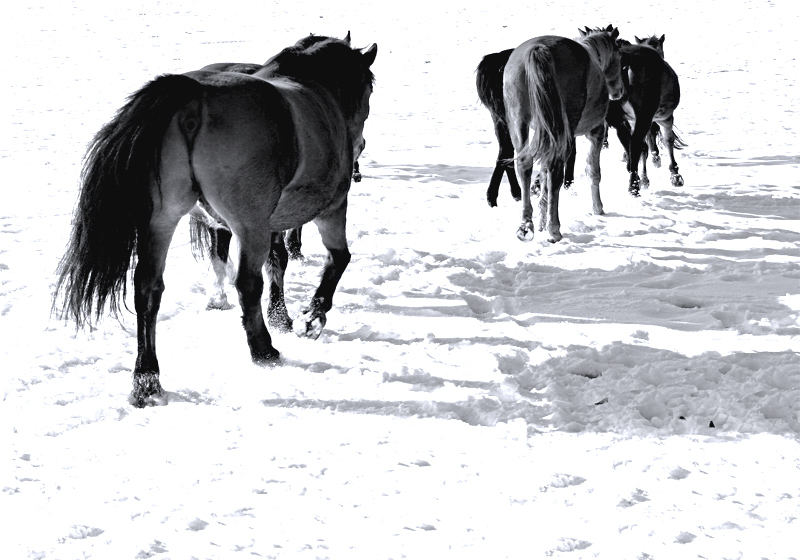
[252,346,281,364]
[295,313,327,339]
[547,230,563,243]
[516,221,534,242]
[593,205,605,216]
[352,172,362,183]
[206,294,234,311]
[651,154,661,168]
[602,140,609,149]
[294,301,328,339]
[130,372,165,408]
[671,173,684,186]
[564,179,573,190]
[487,198,498,208]
[641,176,650,188]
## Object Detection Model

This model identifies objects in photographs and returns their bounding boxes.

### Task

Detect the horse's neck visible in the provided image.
[579,36,609,72]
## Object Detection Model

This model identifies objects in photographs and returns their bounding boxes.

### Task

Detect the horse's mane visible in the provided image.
[263,34,375,116]
[577,26,619,68]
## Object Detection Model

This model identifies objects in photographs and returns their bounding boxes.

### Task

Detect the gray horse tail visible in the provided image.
[518,45,572,166]
[54,74,203,327]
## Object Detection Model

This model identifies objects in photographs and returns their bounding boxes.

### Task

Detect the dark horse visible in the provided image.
[605,35,683,195]
[503,26,624,242]
[476,50,578,207]
[54,34,378,407]
[188,34,368,312]
[476,49,521,207]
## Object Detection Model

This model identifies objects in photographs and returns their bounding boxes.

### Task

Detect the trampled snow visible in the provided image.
[2,0,799,558]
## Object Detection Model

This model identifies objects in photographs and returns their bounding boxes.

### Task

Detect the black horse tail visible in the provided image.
[518,45,573,166]
[476,49,514,125]
[54,74,203,327]
[654,124,688,150]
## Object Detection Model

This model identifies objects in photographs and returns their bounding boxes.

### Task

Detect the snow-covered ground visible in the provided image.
[2,0,799,558]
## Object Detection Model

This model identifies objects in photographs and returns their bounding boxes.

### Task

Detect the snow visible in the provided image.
[2,0,800,558]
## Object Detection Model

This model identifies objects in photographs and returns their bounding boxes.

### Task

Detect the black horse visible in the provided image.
[55,33,378,407]
[605,36,684,195]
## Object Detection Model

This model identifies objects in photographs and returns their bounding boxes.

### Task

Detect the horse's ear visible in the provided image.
[345,31,351,45]
[605,24,613,32]
[585,26,592,35]
[659,34,665,44]
[362,43,378,67]
[611,27,619,40]
[635,35,643,43]
[578,28,586,37]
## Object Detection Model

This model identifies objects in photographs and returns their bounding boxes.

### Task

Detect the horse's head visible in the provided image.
[580,25,625,102]
[284,33,377,164]
[635,34,665,58]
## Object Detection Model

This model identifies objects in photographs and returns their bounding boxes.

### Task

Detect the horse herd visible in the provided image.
[53,28,684,406]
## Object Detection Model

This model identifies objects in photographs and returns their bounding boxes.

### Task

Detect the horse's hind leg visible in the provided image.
[207,227,235,310]
[297,200,351,339]
[236,233,279,362]
[266,231,292,332]
[131,125,198,407]
[658,116,684,186]
[543,160,565,243]
[285,227,303,260]
[132,221,177,407]
[498,120,522,201]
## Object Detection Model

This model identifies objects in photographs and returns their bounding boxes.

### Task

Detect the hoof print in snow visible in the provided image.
[618,488,649,508]
[669,467,691,480]
[188,518,209,531]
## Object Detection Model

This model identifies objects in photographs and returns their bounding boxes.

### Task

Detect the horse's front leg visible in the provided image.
[585,126,605,215]
[266,231,292,332]
[627,117,651,196]
[564,143,577,189]
[647,123,661,168]
[236,234,279,362]
[640,142,650,189]
[296,200,351,339]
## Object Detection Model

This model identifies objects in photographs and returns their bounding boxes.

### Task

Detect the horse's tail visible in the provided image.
[518,45,572,166]
[54,74,203,327]
[476,49,513,125]
[654,124,688,150]
[188,203,229,261]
